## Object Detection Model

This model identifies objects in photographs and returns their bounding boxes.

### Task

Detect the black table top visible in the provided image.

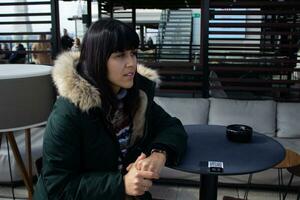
[173,125,285,176]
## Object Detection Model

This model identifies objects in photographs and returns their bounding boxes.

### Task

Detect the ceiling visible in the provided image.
[62,0,300,9]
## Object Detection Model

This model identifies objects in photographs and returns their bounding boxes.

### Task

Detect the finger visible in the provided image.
[139,161,150,172]
[139,161,160,173]
[136,160,142,171]
[126,163,133,171]
[137,170,159,179]
[136,159,149,169]
[134,153,147,170]
[148,165,158,173]
[134,153,146,165]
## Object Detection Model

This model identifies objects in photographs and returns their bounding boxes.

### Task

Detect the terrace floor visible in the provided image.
[0,184,298,200]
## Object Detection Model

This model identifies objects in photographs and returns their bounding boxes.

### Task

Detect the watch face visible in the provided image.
[151,149,166,155]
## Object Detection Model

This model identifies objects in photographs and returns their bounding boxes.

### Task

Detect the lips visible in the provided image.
[124,72,135,77]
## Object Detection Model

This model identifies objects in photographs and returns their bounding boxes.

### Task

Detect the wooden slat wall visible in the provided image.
[208,0,300,101]
[143,61,202,97]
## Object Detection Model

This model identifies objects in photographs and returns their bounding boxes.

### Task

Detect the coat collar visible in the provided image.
[52,51,160,112]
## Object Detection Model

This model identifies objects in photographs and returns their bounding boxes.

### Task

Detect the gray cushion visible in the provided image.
[277,103,300,138]
[208,98,276,136]
[154,97,209,125]
[275,138,300,154]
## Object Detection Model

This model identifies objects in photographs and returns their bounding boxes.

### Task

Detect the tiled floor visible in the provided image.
[0,185,27,200]
[150,184,298,200]
[0,184,298,200]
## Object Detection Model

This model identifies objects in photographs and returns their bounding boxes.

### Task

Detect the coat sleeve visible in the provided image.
[147,101,188,166]
[41,107,125,200]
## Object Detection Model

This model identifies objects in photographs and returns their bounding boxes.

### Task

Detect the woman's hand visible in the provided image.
[124,153,159,196]
[136,151,166,175]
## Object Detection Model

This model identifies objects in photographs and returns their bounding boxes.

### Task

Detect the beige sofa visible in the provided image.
[155,97,300,186]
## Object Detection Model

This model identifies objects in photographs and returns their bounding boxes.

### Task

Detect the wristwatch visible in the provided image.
[151,149,167,157]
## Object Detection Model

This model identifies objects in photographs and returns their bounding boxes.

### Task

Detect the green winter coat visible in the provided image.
[33,52,187,200]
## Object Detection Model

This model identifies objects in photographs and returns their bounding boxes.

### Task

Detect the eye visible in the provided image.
[130,50,137,56]
[115,52,125,57]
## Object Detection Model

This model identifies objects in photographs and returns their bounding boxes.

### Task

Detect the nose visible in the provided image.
[125,52,137,68]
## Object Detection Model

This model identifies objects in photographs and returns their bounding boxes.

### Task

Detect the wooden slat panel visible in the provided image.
[210,66,298,72]
[0,21,51,25]
[209,31,300,36]
[211,10,299,15]
[211,1,300,8]
[210,78,300,84]
[210,86,300,92]
[210,23,300,28]
[0,2,50,6]
[0,13,51,17]
[0,32,51,35]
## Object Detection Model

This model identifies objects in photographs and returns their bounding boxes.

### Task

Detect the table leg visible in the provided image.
[200,174,218,200]
[25,129,33,199]
[6,132,33,199]
[0,132,2,149]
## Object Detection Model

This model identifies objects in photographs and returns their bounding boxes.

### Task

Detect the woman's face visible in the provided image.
[107,49,137,94]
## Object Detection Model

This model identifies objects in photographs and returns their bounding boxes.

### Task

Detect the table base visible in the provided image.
[200,174,218,200]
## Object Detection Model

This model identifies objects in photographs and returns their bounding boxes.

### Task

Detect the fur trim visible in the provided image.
[52,52,160,112]
[130,90,147,146]
[52,52,101,112]
[137,64,161,87]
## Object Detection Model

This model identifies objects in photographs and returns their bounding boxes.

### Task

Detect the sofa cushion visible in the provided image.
[154,97,209,125]
[275,138,300,154]
[208,98,276,137]
[277,103,300,138]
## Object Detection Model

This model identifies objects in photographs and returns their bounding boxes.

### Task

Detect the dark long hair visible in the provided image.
[77,19,140,119]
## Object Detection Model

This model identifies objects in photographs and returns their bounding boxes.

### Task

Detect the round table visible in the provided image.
[0,64,54,200]
[173,125,285,200]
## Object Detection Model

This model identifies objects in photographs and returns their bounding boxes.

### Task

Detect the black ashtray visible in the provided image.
[226,124,253,143]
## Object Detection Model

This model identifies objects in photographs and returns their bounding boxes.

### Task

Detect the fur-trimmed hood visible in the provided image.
[52,51,160,112]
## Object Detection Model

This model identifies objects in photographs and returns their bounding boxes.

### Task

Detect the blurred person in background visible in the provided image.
[71,37,81,52]
[61,28,74,51]
[9,43,26,64]
[32,34,52,65]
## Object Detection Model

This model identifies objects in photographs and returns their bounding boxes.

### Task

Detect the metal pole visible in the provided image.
[200,174,218,200]
[110,1,113,18]
[132,6,136,30]
[50,0,60,58]
[140,25,144,49]
[200,0,210,98]
[98,0,102,19]
[75,19,78,38]
[87,0,92,28]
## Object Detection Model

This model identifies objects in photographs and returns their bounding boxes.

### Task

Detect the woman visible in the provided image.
[71,37,81,52]
[32,34,52,65]
[34,19,187,200]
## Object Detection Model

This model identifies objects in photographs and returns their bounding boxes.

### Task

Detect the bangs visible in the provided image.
[109,22,139,53]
